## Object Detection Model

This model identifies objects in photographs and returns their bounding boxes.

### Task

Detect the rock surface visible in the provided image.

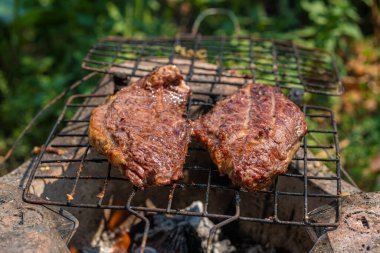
[0,183,71,253]
[310,192,380,253]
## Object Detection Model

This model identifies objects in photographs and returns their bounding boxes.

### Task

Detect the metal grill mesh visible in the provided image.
[23,36,342,251]
[82,36,342,95]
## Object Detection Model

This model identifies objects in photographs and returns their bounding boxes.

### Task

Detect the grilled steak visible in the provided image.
[192,84,307,191]
[89,65,191,188]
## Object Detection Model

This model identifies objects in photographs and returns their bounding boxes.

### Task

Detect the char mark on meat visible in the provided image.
[89,65,191,188]
[192,84,308,191]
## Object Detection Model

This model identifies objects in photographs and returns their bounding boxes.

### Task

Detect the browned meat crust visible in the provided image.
[192,84,308,191]
[88,65,191,188]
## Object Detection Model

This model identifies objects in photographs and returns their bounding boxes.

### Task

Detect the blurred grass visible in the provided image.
[0,0,379,191]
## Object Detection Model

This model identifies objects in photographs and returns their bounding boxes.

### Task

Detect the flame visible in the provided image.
[108,210,128,231]
[111,231,131,253]
[69,245,80,253]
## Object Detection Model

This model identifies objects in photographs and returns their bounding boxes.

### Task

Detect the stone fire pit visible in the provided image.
[1,68,379,252]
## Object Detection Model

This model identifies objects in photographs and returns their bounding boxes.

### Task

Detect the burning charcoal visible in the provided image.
[177,201,236,253]
[132,222,203,253]
[130,201,236,253]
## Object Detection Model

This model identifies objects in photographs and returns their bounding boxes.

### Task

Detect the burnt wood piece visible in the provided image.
[192,84,308,191]
[89,65,191,188]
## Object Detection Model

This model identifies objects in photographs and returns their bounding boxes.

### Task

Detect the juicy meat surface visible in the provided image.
[88,65,191,188]
[192,84,308,191]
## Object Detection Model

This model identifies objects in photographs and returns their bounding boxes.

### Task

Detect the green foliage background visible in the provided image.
[0,0,379,190]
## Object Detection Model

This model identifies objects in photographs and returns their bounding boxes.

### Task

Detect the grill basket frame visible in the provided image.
[23,36,343,252]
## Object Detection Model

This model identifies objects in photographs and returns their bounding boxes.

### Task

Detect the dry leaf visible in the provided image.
[66,194,74,202]
[32,145,65,155]
[40,166,50,171]
[96,192,105,198]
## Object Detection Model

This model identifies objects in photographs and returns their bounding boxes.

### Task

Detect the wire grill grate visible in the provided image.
[23,80,341,227]
[23,36,343,251]
[82,36,343,95]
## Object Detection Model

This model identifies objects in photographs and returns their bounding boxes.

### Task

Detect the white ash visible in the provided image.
[82,201,236,253]
[177,201,236,253]
[133,201,236,253]
[83,230,116,253]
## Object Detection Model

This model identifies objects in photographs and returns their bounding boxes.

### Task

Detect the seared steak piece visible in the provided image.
[89,65,191,188]
[192,84,307,191]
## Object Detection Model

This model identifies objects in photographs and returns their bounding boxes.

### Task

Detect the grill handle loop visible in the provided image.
[191,8,240,36]
[126,188,150,253]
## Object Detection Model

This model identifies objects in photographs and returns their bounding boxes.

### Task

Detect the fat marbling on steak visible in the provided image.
[192,84,307,191]
[88,65,191,188]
